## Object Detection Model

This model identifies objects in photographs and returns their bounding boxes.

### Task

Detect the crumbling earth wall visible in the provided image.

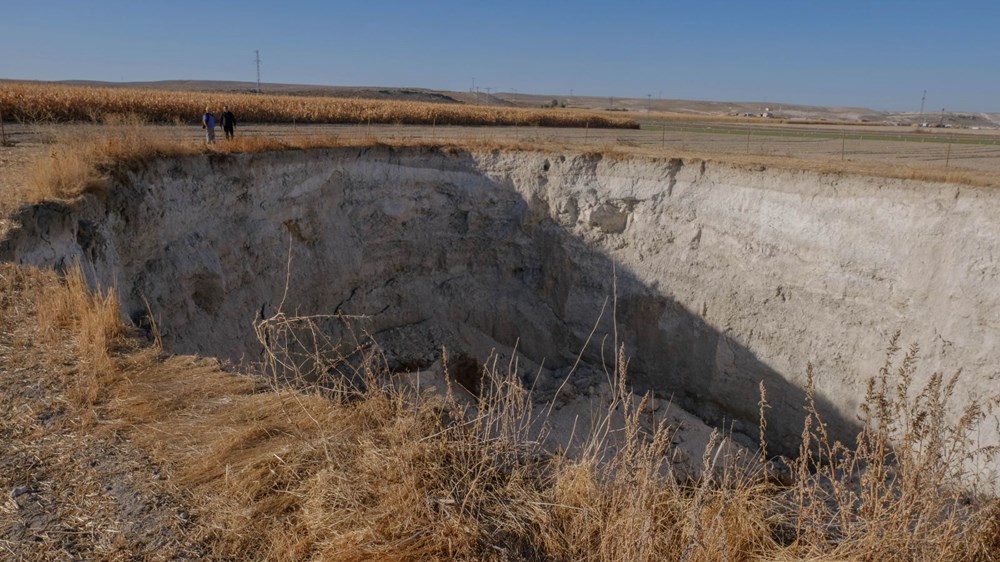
[4,146,998,455]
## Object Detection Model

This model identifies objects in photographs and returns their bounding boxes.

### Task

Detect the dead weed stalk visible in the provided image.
[16,267,1000,561]
[786,331,1000,561]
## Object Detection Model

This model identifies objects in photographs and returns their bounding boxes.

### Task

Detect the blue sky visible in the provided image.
[3,1,998,111]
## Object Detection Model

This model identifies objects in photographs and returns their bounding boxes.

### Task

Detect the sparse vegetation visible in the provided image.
[19,118,998,210]
[0,82,639,129]
[21,116,384,202]
[1,263,996,561]
[788,347,1000,560]
[26,115,193,201]
[34,264,128,417]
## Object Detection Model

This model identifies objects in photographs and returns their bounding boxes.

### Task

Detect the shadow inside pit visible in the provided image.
[286,147,862,456]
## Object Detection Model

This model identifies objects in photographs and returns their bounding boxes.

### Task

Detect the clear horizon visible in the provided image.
[3,0,999,113]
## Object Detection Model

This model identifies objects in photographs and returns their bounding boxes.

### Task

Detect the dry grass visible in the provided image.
[0,82,638,129]
[789,157,999,188]
[21,117,373,202]
[4,265,995,561]
[21,118,996,211]
[27,122,1000,215]
[26,114,204,201]
[602,145,999,188]
[786,338,1000,561]
[34,263,130,417]
[641,111,912,128]
[0,265,203,560]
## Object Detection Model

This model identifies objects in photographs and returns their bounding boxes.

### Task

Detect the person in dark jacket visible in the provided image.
[202,107,216,144]
[220,106,236,140]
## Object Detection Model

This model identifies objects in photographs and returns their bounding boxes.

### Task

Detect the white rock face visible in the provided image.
[3,147,998,456]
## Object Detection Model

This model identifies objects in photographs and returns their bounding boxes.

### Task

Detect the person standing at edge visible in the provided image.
[220,106,236,140]
[202,107,216,144]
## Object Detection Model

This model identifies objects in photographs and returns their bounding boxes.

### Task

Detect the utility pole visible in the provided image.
[919,89,926,122]
[512,88,517,104]
[647,94,652,112]
[254,50,262,94]
[471,77,476,94]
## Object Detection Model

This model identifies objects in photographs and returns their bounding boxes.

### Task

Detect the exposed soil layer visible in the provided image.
[3,146,998,455]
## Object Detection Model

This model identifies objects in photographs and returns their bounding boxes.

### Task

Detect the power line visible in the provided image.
[254,50,262,94]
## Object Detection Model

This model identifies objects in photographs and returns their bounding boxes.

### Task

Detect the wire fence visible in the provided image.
[236,121,1000,174]
[6,120,1000,175]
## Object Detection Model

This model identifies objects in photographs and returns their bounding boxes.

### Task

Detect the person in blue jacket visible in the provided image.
[202,107,216,144]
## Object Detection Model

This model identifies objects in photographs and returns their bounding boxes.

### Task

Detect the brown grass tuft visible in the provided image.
[27,116,196,201]
[34,264,129,414]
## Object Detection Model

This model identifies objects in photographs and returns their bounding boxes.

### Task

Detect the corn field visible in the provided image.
[0,82,639,129]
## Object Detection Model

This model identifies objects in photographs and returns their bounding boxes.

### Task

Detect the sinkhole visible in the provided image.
[5,145,998,457]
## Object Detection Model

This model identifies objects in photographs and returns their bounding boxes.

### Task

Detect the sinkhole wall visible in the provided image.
[3,146,999,454]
